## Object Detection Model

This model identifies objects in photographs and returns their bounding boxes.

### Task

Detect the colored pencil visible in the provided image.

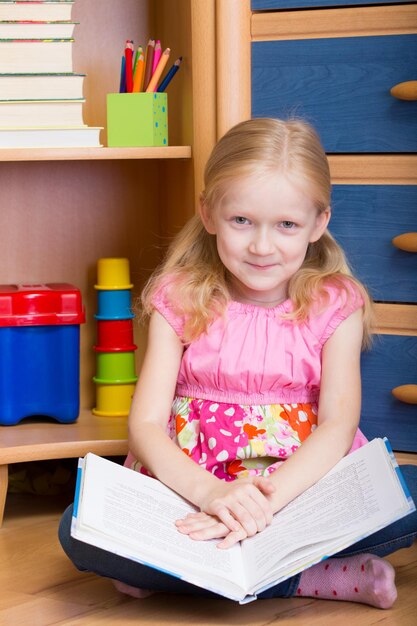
[125,40,134,93]
[142,38,155,91]
[146,47,170,92]
[119,55,126,93]
[133,45,142,76]
[152,40,161,74]
[157,56,182,92]
[132,50,145,92]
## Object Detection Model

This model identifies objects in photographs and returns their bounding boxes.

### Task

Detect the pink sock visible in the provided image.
[296,554,397,609]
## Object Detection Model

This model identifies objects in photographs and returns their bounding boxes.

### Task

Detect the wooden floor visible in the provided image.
[1,491,416,626]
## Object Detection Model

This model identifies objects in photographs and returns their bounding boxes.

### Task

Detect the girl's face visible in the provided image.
[200,172,330,306]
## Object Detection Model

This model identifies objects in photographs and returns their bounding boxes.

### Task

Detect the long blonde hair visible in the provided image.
[142,118,373,345]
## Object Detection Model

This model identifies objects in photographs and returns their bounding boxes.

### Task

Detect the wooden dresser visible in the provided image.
[211,0,417,457]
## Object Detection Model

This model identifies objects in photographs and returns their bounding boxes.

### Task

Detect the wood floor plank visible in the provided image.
[0,524,82,594]
[41,576,132,609]
[0,590,39,611]
[0,595,96,626]
[50,595,313,626]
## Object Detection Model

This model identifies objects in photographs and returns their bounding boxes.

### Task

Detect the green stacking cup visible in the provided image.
[93,351,137,384]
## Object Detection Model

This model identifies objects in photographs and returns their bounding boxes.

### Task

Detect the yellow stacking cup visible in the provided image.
[92,382,136,417]
[95,257,133,290]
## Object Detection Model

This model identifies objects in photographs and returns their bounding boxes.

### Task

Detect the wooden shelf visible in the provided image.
[0,409,128,465]
[0,410,129,526]
[0,145,192,162]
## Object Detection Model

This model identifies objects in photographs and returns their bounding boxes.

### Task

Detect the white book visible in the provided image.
[0,99,84,127]
[0,40,74,73]
[0,73,84,100]
[0,21,77,39]
[71,438,415,603]
[0,2,73,21]
[0,125,103,148]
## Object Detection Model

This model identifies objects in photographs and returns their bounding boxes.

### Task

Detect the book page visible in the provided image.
[75,454,246,592]
[242,439,410,590]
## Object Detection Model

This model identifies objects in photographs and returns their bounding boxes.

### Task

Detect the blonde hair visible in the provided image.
[142,118,373,346]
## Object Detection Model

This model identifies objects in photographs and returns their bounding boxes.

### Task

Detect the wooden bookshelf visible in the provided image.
[0,146,192,162]
[0,0,213,527]
[0,0,222,536]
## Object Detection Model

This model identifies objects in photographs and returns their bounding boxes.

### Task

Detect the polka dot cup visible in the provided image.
[107,93,168,147]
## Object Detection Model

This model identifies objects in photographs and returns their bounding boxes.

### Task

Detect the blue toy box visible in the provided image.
[0,283,85,425]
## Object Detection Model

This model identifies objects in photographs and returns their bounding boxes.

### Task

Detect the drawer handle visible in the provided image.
[392,232,417,253]
[390,81,417,101]
[392,385,417,405]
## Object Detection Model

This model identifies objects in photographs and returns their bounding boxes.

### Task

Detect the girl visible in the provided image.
[59,118,417,608]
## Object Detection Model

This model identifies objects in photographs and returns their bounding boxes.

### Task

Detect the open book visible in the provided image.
[71,438,415,603]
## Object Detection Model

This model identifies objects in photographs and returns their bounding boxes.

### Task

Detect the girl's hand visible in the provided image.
[198,476,275,540]
[176,511,248,549]
[176,511,229,540]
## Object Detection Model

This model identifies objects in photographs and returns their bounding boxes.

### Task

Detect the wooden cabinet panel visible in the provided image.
[252,34,417,152]
[360,335,417,452]
[329,185,417,303]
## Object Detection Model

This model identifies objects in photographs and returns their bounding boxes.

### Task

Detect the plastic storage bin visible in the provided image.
[0,283,85,425]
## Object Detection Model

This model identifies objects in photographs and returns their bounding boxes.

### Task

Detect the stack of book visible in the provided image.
[0,0,102,148]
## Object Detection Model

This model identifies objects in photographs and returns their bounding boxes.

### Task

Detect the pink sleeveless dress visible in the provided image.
[125,281,367,480]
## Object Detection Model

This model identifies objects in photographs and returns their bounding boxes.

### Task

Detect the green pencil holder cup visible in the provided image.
[107,93,168,147]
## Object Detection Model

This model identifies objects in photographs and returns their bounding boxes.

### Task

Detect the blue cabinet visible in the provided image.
[251,4,417,451]
[361,335,417,452]
[252,1,407,9]
[252,35,417,152]
[329,186,417,304]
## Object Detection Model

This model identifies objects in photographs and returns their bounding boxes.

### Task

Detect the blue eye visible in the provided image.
[234,216,249,225]
[281,221,296,229]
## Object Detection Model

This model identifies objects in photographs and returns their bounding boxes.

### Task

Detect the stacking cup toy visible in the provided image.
[94,319,137,352]
[94,351,138,384]
[94,289,134,320]
[93,382,136,417]
[95,257,133,290]
[93,257,137,417]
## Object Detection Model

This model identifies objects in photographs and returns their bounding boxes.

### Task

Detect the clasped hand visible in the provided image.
[175,476,275,549]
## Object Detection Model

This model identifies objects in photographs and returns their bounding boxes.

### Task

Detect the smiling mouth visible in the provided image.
[247,262,277,270]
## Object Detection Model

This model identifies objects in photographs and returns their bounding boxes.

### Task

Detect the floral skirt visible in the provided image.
[169,397,321,480]
[125,396,368,480]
